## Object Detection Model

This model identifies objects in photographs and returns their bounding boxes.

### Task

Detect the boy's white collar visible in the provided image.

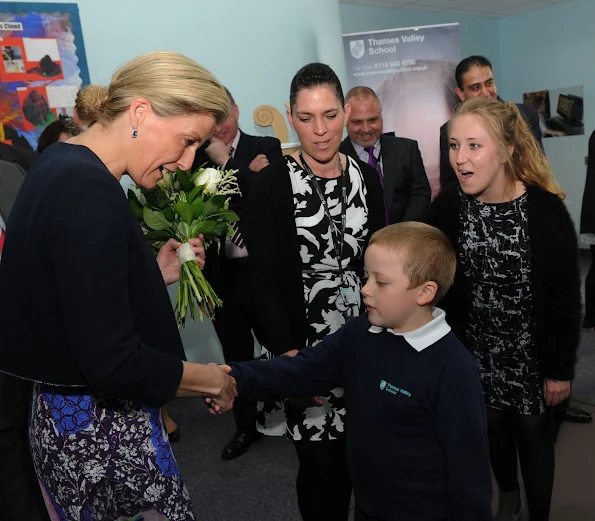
[368,308,451,352]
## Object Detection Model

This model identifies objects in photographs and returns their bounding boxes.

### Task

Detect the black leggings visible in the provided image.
[487,407,555,521]
[293,438,352,521]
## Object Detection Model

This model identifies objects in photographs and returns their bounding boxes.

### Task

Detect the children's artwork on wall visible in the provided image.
[0,3,89,150]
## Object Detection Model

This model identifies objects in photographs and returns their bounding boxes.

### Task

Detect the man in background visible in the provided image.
[192,87,283,460]
[439,55,543,191]
[0,154,49,521]
[340,86,431,224]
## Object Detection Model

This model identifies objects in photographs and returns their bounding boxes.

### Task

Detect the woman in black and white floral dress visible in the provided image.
[244,63,385,521]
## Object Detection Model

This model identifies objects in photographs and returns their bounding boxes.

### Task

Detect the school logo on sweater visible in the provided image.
[379,379,411,398]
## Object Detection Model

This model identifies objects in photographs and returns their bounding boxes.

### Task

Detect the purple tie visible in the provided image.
[364,146,389,225]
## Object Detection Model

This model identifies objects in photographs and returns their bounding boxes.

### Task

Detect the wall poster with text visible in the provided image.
[0,2,89,151]
[343,23,460,196]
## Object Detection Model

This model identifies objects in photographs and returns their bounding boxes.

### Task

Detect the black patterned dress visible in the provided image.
[256,155,371,441]
[459,192,545,415]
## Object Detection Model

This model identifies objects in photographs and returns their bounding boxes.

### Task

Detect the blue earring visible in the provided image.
[131,127,138,138]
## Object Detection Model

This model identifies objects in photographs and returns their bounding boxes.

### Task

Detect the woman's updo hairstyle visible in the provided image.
[76,51,229,128]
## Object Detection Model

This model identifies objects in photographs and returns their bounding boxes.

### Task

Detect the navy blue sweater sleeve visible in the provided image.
[230,325,345,402]
[45,168,183,405]
[435,352,493,521]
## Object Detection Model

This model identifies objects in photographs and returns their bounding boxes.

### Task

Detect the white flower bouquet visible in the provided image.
[128,166,241,326]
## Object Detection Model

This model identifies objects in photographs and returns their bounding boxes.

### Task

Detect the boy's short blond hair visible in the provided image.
[368,222,456,305]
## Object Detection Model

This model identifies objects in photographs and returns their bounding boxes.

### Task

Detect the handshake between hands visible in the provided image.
[202,363,238,415]
[199,349,325,415]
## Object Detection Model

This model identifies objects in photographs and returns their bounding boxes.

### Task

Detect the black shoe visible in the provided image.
[565,407,593,423]
[221,430,261,460]
[582,318,595,330]
[168,427,181,443]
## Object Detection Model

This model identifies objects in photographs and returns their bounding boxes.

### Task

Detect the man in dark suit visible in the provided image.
[0,157,49,521]
[0,140,38,170]
[192,88,283,459]
[440,55,543,191]
[340,86,431,224]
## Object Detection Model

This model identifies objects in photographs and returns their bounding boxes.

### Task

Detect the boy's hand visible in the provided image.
[204,364,235,414]
[543,379,571,406]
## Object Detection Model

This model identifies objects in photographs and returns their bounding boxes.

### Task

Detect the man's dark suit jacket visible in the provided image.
[440,100,543,191]
[191,130,282,293]
[0,142,38,172]
[340,135,431,223]
[580,129,595,235]
[0,160,26,223]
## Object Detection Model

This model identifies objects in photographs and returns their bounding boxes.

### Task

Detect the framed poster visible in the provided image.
[0,2,89,150]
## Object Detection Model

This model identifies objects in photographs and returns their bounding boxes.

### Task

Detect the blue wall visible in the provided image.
[498,0,593,230]
[24,0,345,140]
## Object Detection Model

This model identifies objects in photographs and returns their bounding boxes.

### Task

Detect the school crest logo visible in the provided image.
[350,40,365,59]
[379,379,387,391]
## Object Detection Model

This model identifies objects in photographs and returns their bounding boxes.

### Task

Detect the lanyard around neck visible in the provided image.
[298,151,347,272]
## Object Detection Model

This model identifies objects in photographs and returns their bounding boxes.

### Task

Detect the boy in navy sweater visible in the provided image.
[227,222,493,521]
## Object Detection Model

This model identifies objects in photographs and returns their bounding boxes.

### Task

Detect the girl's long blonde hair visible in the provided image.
[449,97,564,198]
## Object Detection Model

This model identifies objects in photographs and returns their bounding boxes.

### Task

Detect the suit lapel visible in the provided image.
[380,135,398,207]
[234,130,252,162]
[340,137,358,161]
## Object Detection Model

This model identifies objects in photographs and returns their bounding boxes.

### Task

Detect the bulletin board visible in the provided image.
[0,2,89,150]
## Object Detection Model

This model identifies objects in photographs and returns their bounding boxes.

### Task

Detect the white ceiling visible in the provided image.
[339,0,574,18]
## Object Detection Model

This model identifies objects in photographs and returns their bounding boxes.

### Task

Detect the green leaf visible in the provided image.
[174,201,194,225]
[213,221,228,236]
[143,207,171,231]
[190,221,203,238]
[206,195,226,208]
[163,206,175,222]
[201,200,218,218]
[198,220,218,237]
[127,189,144,219]
[191,197,204,218]
[143,187,170,209]
[187,185,202,204]
[145,230,172,241]
[176,169,194,193]
[218,209,240,222]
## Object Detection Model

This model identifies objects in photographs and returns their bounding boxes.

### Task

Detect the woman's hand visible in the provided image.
[204,364,236,414]
[157,235,205,286]
[544,379,571,407]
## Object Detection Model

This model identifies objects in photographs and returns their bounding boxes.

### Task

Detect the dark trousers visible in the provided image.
[0,373,49,521]
[354,504,381,521]
[487,407,555,521]
[212,257,262,433]
[584,245,595,324]
[293,438,352,521]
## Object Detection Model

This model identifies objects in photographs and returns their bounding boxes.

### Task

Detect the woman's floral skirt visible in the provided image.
[30,384,195,521]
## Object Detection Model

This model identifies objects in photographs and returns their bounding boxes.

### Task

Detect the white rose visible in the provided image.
[194,167,222,194]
